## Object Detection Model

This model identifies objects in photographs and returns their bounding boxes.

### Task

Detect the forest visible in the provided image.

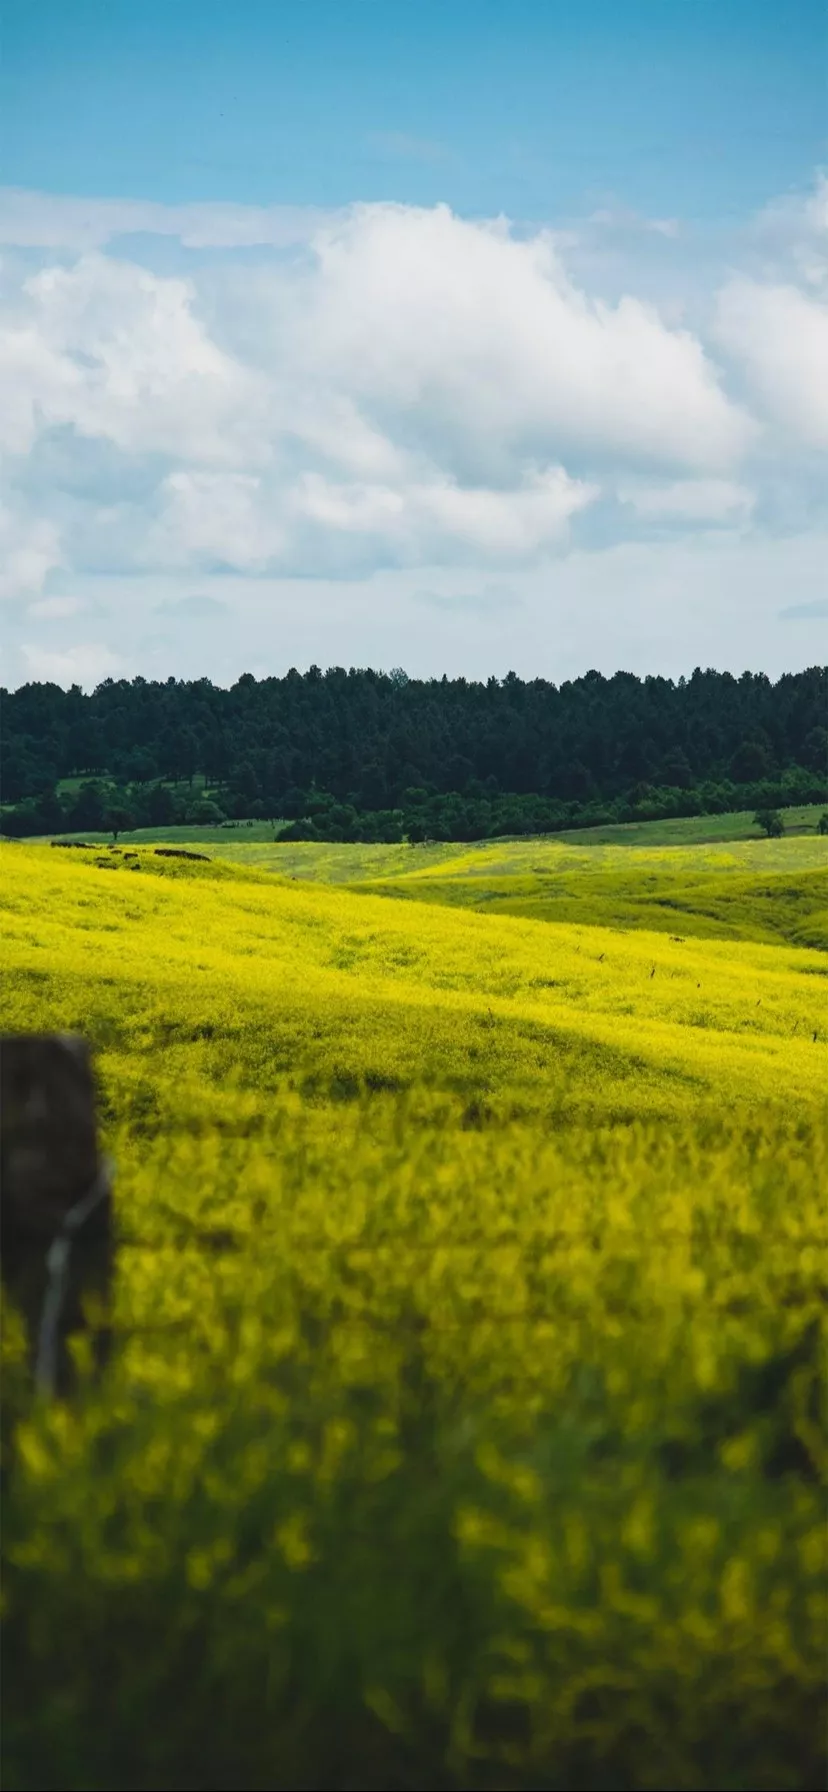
[2,663,826,842]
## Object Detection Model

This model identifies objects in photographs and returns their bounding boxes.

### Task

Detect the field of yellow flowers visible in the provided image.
[2,839,826,1791]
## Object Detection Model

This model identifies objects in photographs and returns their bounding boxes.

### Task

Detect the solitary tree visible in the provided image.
[109,804,134,843]
[753,808,784,838]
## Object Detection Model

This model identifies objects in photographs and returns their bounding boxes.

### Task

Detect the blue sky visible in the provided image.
[3,0,825,217]
[1,1,826,687]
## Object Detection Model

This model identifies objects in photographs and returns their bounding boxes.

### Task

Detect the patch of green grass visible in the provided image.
[44,819,286,846]
[551,803,826,846]
[359,862,828,952]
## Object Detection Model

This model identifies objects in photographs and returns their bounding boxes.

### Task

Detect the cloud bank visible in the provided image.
[0,176,826,684]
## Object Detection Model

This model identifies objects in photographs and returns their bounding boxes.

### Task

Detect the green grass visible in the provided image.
[358,860,828,952]
[48,819,286,846]
[550,804,826,846]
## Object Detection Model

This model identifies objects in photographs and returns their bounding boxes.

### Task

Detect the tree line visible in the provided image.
[2,663,826,842]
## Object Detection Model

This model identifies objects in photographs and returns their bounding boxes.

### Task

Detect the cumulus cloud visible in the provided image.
[290,465,595,560]
[708,172,828,453]
[1,253,266,464]
[150,463,594,572]
[714,278,828,451]
[0,175,825,672]
[0,195,753,493]
[299,203,751,476]
[19,640,122,687]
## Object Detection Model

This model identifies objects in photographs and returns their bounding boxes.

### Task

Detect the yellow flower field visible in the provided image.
[2,840,826,1791]
[2,842,826,1114]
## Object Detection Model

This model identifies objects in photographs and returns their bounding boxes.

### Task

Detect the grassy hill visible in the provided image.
[2,837,826,1791]
[4,839,827,1116]
[41,815,827,951]
[357,848,828,952]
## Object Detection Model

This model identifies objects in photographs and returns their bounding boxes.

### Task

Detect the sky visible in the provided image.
[1,0,826,690]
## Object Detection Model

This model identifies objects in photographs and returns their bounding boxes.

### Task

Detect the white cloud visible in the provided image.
[1,254,265,464]
[710,172,828,452]
[282,395,406,482]
[20,640,122,688]
[0,198,753,508]
[152,471,284,568]
[152,463,594,572]
[290,464,595,559]
[0,176,825,682]
[0,318,81,457]
[714,278,828,451]
[617,478,755,524]
[298,203,750,475]
[0,504,61,600]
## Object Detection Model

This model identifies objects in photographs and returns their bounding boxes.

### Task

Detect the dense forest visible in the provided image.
[2,664,826,842]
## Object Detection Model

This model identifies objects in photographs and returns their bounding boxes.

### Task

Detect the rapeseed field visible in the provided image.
[357,841,828,952]
[2,841,826,1791]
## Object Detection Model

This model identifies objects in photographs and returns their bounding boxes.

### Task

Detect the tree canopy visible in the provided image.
[2,663,826,842]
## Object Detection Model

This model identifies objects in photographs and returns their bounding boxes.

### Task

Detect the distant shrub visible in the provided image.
[185,797,227,825]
